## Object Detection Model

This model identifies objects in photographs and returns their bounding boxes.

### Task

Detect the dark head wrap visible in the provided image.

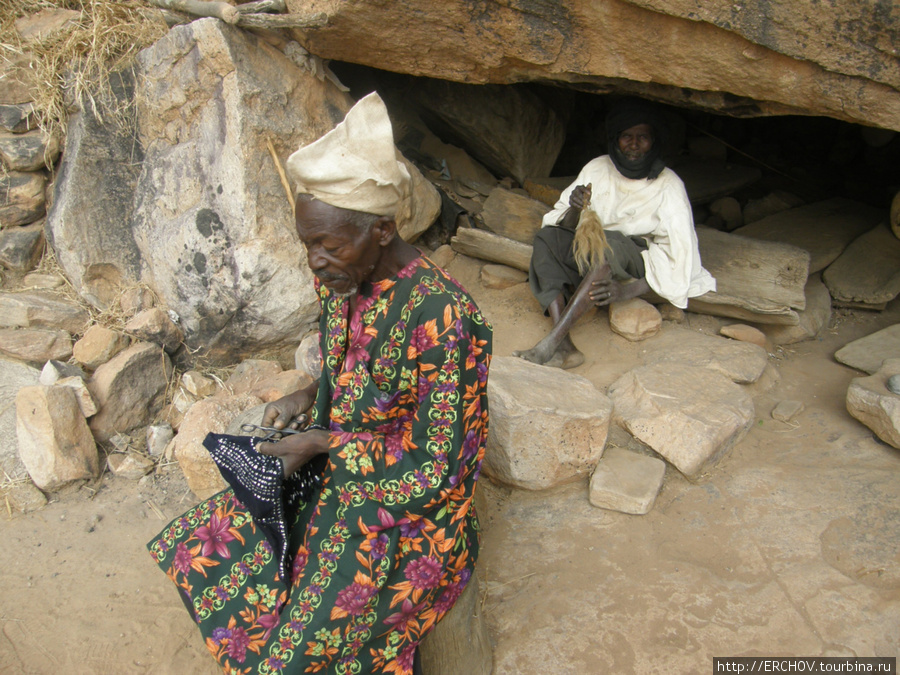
[606,98,666,180]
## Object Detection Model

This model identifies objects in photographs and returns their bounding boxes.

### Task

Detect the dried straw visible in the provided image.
[572,206,610,275]
[0,1,169,141]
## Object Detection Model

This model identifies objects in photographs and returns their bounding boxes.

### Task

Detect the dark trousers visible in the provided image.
[528,226,647,313]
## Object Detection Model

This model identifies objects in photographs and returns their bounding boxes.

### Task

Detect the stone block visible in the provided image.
[225,359,283,396]
[182,371,217,398]
[589,446,667,515]
[834,324,900,375]
[772,399,804,422]
[124,307,183,353]
[609,297,662,341]
[15,385,99,491]
[107,452,155,480]
[720,323,767,348]
[609,363,755,479]
[0,171,46,227]
[0,291,90,334]
[72,324,130,369]
[0,221,44,271]
[0,328,72,364]
[484,356,612,490]
[480,264,527,289]
[87,342,173,442]
[645,328,768,384]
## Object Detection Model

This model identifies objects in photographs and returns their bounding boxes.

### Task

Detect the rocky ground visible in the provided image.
[2,252,898,674]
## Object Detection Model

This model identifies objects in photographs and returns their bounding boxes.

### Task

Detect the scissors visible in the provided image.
[241,414,309,441]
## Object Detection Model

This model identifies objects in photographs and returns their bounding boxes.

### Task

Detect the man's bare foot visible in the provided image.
[512,339,557,365]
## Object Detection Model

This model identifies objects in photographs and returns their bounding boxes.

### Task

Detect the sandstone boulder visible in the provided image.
[480,264,527,290]
[719,324,767,349]
[87,342,173,442]
[608,363,755,478]
[16,385,99,491]
[484,356,612,490]
[224,359,283,396]
[107,452,155,480]
[294,332,322,379]
[175,393,263,499]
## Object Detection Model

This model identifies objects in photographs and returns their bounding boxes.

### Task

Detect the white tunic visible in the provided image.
[542,155,716,309]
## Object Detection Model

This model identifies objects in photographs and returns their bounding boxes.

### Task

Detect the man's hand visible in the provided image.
[262,385,317,430]
[569,183,592,211]
[258,429,330,478]
[589,277,650,306]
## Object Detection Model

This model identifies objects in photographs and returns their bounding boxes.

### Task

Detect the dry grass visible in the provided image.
[0,1,169,142]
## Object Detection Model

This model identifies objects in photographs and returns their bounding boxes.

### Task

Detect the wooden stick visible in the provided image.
[267,137,295,212]
[148,0,240,24]
[234,0,286,14]
[235,11,328,29]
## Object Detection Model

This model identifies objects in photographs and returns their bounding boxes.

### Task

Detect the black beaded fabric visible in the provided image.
[202,432,327,580]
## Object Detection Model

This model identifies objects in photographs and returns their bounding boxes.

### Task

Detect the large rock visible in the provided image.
[174,393,263,499]
[124,307,183,354]
[834,325,900,375]
[643,328,769,384]
[87,342,173,442]
[823,223,900,305]
[0,357,41,480]
[609,297,662,341]
[846,359,900,450]
[130,19,420,361]
[734,198,884,274]
[46,69,143,309]
[289,0,900,132]
[15,385,99,491]
[484,356,612,490]
[608,363,755,478]
[72,324,130,370]
[409,80,566,183]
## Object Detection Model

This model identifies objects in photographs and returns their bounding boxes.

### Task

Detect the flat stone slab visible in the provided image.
[772,400,804,422]
[485,356,612,490]
[834,324,900,375]
[734,198,882,274]
[846,358,900,449]
[669,158,762,204]
[821,504,900,590]
[589,446,666,515]
[761,273,832,346]
[643,328,768,384]
[823,223,900,305]
[608,363,755,478]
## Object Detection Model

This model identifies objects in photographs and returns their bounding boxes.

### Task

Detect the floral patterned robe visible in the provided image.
[148,256,492,675]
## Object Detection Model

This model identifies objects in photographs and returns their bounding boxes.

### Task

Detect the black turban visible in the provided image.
[606,98,666,180]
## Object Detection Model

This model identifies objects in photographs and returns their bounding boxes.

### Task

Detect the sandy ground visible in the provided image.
[2,252,899,674]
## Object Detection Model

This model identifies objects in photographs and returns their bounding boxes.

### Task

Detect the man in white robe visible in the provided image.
[515,98,716,368]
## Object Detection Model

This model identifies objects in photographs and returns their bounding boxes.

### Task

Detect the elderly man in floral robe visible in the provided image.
[148,93,492,675]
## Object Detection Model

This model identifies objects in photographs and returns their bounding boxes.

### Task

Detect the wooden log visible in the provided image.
[235,12,328,29]
[420,573,493,675]
[695,227,809,315]
[450,227,532,272]
[148,0,240,24]
[234,0,286,13]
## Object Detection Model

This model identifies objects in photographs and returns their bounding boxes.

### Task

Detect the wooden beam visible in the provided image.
[450,228,532,272]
